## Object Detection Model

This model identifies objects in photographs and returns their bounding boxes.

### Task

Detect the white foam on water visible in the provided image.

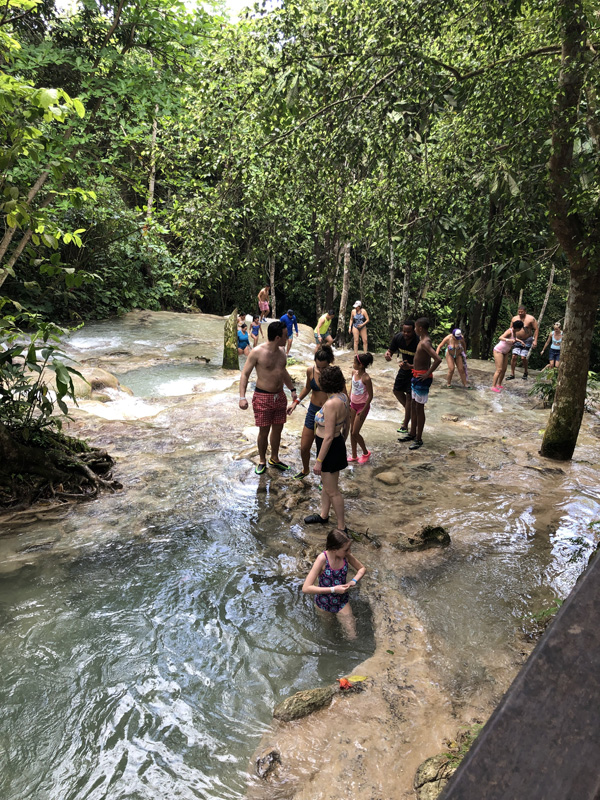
[77,388,166,420]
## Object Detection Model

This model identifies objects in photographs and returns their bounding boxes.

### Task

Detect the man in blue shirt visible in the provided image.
[280,309,299,355]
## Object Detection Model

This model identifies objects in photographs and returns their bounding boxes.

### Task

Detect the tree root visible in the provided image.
[0,423,122,512]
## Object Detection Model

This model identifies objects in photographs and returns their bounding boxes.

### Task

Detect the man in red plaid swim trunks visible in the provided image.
[239,320,297,475]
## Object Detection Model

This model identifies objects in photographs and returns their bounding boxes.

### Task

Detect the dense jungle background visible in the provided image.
[2,0,599,364]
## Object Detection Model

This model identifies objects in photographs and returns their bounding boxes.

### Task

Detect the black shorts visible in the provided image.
[394,368,412,394]
[315,434,347,473]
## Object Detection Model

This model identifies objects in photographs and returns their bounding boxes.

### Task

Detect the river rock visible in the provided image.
[395,525,451,551]
[414,754,457,799]
[376,471,400,486]
[441,414,460,422]
[90,391,112,403]
[273,685,337,721]
[255,746,281,779]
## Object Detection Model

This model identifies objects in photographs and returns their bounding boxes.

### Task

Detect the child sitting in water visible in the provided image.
[302,528,366,639]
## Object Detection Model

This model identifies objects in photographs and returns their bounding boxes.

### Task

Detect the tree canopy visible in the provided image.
[1,0,599,457]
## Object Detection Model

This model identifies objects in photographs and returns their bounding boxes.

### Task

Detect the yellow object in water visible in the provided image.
[347,675,368,683]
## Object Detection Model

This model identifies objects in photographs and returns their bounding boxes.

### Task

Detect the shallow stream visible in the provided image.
[1,311,599,799]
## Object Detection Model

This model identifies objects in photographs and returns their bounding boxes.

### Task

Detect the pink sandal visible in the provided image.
[348,455,359,462]
[357,451,371,464]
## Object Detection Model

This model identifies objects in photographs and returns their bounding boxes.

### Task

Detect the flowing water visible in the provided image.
[1,311,599,799]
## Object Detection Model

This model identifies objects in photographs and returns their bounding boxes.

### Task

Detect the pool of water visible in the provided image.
[0,519,374,800]
[115,363,237,399]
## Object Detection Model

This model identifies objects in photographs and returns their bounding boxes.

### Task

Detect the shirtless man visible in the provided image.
[506,305,538,380]
[239,320,297,474]
[385,319,419,434]
[398,317,441,450]
[258,286,270,322]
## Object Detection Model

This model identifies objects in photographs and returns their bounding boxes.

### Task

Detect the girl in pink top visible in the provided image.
[491,321,523,391]
[349,353,374,463]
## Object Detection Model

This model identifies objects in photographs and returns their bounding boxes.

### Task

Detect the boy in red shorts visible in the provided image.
[239,321,297,474]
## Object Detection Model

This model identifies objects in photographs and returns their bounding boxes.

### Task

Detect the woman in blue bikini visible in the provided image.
[302,528,366,638]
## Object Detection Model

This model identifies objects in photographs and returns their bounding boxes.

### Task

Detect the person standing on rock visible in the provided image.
[304,365,349,530]
[287,344,336,480]
[385,319,419,434]
[239,320,296,474]
[302,528,366,639]
[507,305,538,381]
[540,321,563,368]
[491,321,522,391]
[280,309,299,356]
[435,328,469,388]
[348,301,369,356]
[258,286,270,322]
[398,317,441,450]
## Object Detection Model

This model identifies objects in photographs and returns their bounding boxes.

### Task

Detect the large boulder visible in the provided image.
[414,754,457,799]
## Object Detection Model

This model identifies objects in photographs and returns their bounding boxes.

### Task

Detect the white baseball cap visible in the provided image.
[353,300,362,307]
[454,328,462,337]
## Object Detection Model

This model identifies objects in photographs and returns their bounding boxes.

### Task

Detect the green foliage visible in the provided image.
[529,367,559,407]
[0,308,84,439]
[530,369,600,411]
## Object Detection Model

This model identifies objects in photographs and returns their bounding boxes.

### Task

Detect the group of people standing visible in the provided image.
[236,299,563,634]
[491,306,563,391]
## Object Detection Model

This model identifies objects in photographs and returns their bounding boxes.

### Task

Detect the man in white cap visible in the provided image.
[348,301,369,355]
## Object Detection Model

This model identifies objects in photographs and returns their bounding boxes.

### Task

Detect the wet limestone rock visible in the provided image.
[376,471,400,486]
[395,525,451,552]
[255,746,281,779]
[441,414,460,423]
[273,685,337,722]
[414,754,457,800]
[223,308,239,370]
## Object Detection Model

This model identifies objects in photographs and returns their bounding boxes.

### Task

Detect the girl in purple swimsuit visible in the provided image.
[302,529,366,638]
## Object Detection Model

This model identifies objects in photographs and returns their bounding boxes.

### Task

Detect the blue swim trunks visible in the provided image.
[304,402,322,430]
[411,375,433,405]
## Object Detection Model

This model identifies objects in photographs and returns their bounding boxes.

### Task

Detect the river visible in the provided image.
[1,311,598,800]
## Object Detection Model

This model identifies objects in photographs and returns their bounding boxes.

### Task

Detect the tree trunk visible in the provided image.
[400,261,410,321]
[470,301,483,359]
[387,222,395,337]
[537,262,556,332]
[269,254,276,318]
[336,242,350,347]
[223,308,239,370]
[541,0,600,460]
[481,282,504,359]
[541,268,600,459]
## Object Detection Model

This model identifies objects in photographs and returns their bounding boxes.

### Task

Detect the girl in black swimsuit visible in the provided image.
[287,346,335,479]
